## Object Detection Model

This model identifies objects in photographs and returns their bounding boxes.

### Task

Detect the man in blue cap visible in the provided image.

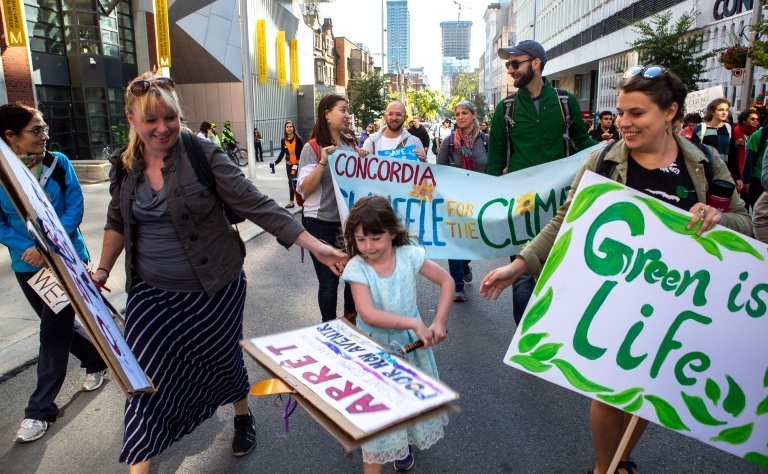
[486,40,597,326]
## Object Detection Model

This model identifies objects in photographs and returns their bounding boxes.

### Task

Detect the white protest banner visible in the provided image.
[684,86,724,115]
[505,172,768,468]
[28,267,69,314]
[0,141,153,395]
[242,319,458,440]
[330,144,603,259]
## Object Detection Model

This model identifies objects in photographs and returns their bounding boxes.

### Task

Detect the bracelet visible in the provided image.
[97,267,110,277]
[319,161,328,166]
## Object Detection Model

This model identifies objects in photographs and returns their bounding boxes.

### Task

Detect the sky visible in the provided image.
[317,0,488,89]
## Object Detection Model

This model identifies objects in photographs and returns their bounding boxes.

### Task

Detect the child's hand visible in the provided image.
[429,321,447,344]
[413,321,434,348]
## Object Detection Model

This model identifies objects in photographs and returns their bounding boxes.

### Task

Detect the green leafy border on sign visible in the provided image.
[509,186,768,467]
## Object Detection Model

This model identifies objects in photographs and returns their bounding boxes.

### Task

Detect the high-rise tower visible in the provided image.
[440,20,472,95]
[386,0,410,73]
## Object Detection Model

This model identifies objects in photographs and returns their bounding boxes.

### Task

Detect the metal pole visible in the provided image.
[381,0,386,73]
[239,0,256,177]
[741,0,763,112]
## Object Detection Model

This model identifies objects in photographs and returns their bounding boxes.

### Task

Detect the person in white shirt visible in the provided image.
[362,101,426,161]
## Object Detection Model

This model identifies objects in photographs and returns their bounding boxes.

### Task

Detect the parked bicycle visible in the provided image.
[225,143,248,167]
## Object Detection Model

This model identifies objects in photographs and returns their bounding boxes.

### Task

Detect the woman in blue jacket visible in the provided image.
[0,103,107,444]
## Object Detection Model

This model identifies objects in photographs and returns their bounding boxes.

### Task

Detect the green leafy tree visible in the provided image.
[347,72,388,130]
[627,10,717,92]
[448,71,487,117]
[406,88,445,121]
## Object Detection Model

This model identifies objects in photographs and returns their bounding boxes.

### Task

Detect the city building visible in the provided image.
[482,0,766,122]
[386,0,410,74]
[440,20,473,96]
[0,0,352,162]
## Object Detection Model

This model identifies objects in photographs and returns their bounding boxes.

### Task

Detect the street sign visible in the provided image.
[732,68,745,86]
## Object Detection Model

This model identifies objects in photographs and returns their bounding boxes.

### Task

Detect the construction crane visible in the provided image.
[453,0,471,21]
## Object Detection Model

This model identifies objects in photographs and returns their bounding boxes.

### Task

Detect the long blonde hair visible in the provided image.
[121,71,183,170]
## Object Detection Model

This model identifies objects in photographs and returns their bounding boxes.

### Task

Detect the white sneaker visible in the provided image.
[81,369,107,392]
[16,419,49,443]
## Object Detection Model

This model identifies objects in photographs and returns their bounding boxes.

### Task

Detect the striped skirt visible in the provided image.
[119,272,250,464]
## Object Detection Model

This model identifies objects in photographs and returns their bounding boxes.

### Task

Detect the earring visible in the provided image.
[130,124,135,129]
[665,122,670,135]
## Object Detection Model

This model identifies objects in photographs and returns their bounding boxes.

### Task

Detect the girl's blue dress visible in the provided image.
[342,245,447,464]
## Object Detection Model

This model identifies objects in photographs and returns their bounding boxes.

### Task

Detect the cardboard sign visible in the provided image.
[0,141,153,396]
[684,86,724,115]
[505,172,768,468]
[330,144,602,259]
[242,320,459,442]
[28,267,69,314]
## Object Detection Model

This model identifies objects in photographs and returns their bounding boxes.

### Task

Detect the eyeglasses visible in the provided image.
[505,59,533,70]
[623,65,667,79]
[20,126,50,137]
[128,77,175,96]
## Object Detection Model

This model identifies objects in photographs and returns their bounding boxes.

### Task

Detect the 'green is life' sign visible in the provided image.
[505,172,768,467]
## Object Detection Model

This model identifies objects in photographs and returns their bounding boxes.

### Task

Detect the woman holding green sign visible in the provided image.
[480,66,751,474]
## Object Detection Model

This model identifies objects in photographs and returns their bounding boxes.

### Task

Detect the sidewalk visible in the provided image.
[0,156,295,378]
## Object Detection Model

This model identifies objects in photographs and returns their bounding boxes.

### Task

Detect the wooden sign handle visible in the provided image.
[607,414,638,474]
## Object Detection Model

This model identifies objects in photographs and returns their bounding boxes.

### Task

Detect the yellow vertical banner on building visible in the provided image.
[276,31,286,87]
[290,39,299,89]
[154,0,171,68]
[256,20,268,84]
[1,0,27,47]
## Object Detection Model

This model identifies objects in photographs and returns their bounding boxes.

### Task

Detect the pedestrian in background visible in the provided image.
[481,65,750,474]
[437,100,488,302]
[253,126,264,162]
[341,195,453,474]
[691,99,739,186]
[93,72,347,472]
[295,93,357,323]
[588,110,620,142]
[407,116,431,157]
[272,120,303,208]
[197,121,215,142]
[0,103,108,444]
[729,108,759,205]
[487,39,597,327]
[358,123,373,148]
[678,112,702,139]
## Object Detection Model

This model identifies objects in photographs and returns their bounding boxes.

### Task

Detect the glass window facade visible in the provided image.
[27,0,136,160]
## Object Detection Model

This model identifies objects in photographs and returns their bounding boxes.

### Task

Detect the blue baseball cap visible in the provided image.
[498,40,547,67]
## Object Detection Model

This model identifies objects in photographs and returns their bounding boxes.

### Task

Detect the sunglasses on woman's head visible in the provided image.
[128,77,176,96]
[623,65,667,79]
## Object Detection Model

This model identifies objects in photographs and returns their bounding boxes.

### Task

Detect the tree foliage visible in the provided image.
[407,88,445,121]
[347,72,388,129]
[627,10,717,92]
[448,71,488,118]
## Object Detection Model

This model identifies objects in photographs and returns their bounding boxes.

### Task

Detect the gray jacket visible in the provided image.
[105,135,304,296]
[520,135,753,278]
[361,128,423,155]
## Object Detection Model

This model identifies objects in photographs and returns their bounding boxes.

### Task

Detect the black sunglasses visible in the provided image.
[128,77,176,96]
[505,59,533,70]
[623,65,667,79]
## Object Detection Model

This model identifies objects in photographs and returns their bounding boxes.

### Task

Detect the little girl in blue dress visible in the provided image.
[341,195,454,473]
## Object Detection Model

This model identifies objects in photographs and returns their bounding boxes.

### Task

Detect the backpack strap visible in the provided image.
[181,130,215,194]
[40,151,66,195]
[556,88,577,156]
[503,92,517,170]
[594,141,619,178]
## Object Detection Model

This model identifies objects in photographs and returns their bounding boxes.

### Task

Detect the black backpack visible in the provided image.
[115,130,245,225]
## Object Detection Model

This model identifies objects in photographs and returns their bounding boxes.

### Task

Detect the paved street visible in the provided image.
[0,150,766,473]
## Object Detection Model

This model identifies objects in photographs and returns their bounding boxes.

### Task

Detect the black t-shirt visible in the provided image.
[408,125,430,148]
[625,151,698,212]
